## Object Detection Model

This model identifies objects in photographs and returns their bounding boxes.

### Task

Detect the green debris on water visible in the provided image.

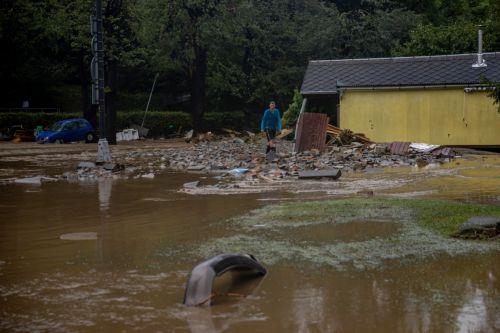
[162,198,500,270]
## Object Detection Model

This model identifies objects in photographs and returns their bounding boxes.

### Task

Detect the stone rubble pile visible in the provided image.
[131,137,457,183]
[56,136,457,185]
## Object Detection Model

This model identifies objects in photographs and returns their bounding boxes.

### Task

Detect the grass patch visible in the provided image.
[234,198,500,237]
[168,198,500,270]
[391,198,500,236]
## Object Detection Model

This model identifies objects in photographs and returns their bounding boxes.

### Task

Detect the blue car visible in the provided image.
[36,118,96,143]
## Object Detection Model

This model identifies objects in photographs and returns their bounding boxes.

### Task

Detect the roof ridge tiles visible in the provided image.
[309,52,500,65]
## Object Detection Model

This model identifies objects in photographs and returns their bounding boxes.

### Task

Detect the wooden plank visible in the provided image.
[325,124,373,144]
[275,128,294,140]
[222,128,242,135]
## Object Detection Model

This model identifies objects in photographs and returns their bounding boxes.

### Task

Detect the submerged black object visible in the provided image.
[183,253,267,306]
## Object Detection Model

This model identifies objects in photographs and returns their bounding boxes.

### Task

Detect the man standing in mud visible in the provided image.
[260,101,282,154]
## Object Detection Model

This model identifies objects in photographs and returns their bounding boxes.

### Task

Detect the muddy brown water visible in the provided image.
[285,221,401,243]
[1,172,499,332]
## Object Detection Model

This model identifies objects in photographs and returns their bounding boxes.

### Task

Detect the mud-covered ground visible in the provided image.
[0,139,190,182]
[3,138,497,200]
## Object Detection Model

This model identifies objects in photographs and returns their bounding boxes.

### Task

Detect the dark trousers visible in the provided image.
[265,129,276,153]
[265,129,276,141]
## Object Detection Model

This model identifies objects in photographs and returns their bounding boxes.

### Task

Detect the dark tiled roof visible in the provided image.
[300,52,500,94]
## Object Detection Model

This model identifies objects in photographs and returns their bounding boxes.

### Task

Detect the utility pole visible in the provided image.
[91,0,111,163]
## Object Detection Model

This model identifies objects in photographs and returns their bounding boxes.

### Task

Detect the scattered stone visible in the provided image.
[266,149,277,162]
[103,163,124,172]
[416,158,429,168]
[141,173,155,179]
[374,144,388,155]
[63,171,78,182]
[187,165,205,171]
[232,138,245,144]
[77,161,96,169]
[117,135,457,190]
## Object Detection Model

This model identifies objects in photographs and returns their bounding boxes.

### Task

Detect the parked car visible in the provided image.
[36,118,96,143]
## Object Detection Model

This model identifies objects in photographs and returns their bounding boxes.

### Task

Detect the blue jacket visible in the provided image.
[260,108,282,131]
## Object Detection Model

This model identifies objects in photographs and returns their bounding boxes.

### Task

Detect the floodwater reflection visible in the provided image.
[98,178,113,212]
[292,286,327,332]
[0,171,499,332]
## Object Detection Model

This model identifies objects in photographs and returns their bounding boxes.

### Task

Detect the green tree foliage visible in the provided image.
[396,19,478,56]
[1,0,497,130]
[482,77,500,112]
[487,83,500,113]
[282,89,303,127]
[135,0,239,130]
[397,0,498,56]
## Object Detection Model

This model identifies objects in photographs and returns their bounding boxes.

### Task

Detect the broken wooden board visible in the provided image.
[222,128,242,136]
[326,124,372,144]
[275,128,294,140]
[298,169,342,180]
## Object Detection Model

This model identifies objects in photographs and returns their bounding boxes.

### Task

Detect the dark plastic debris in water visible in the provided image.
[183,253,267,306]
[298,169,341,180]
[456,216,500,239]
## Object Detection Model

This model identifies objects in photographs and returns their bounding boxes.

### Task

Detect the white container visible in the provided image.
[116,132,124,142]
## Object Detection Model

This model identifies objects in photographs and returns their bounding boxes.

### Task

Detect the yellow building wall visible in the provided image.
[340,88,500,145]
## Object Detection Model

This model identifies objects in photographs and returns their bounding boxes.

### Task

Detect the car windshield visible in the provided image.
[49,121,65,131]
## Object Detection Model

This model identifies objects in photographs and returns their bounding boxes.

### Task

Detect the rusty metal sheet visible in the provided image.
[294,113,329,153]
[389,142,410,155]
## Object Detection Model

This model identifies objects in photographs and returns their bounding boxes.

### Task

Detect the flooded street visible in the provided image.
[4,0,500,331]
[1,153,499,332]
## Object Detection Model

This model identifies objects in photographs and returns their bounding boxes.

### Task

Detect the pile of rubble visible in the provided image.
[134,136,458,183]
[52,127,459,185]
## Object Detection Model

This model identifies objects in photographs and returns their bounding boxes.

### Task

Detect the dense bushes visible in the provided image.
[0,111,192,138]
[201,111,246,131]
[0,112,81,129]
[119,111,250,134]
[282,89,303,127]
[0,110,252,136]
[116,111,192,137]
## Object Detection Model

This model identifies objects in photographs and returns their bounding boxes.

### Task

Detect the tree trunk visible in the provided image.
[190,46,207,132]
[105,61,117,144]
